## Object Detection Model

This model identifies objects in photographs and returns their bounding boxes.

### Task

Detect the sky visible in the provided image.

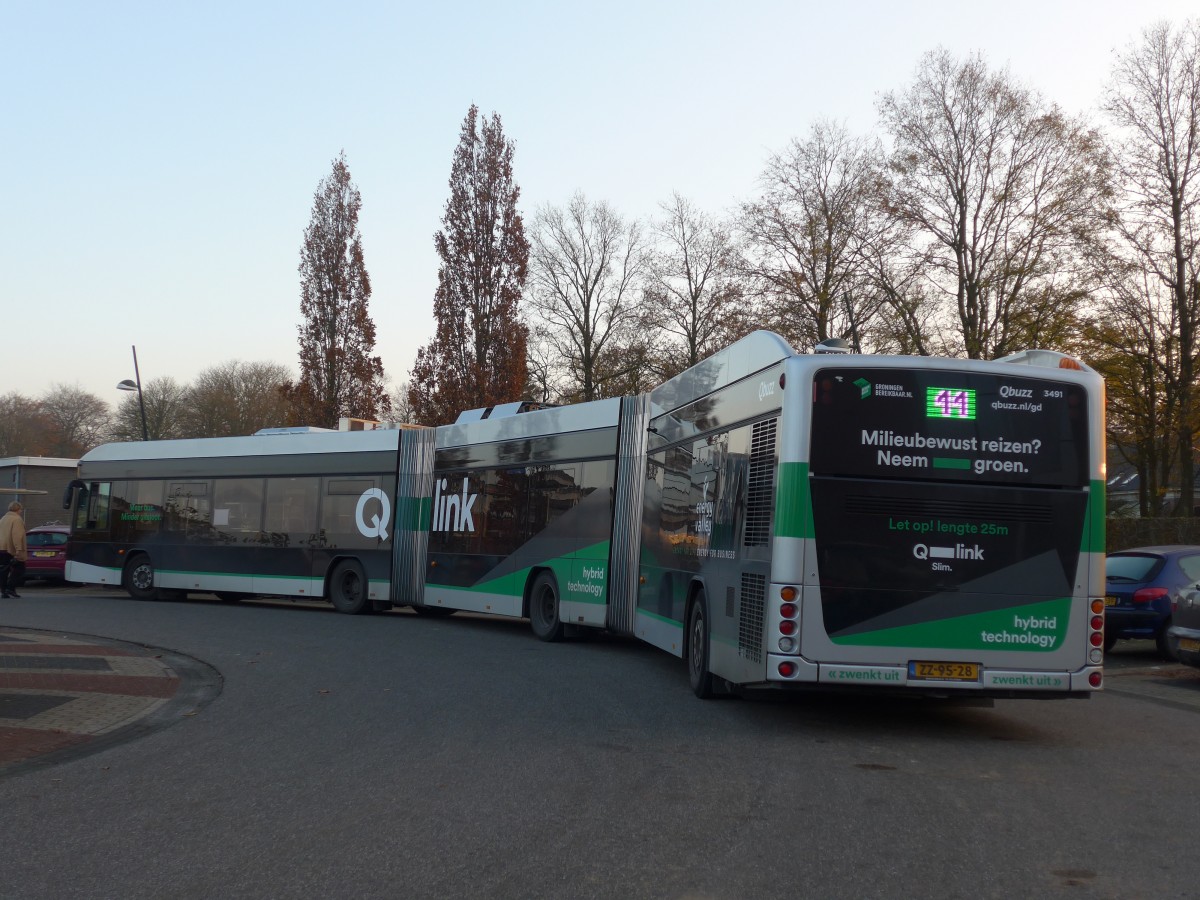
[4,0,1196,408]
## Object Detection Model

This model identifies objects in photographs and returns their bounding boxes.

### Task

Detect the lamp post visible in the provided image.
[117,345,149,441]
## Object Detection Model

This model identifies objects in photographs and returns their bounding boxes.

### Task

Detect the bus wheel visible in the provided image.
[529,572,564,642]
[413,605,456,618]
[123,554,157,601]
[329,560,371,615]
[687,592,714,699]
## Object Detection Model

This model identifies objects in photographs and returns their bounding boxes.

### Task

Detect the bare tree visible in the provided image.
[38,384,110,457]
[387,379,416,423]
[738,120,884,352]
[111,377,190,442]
[187,361,293,437]
[1104,20,1200,514]
[1084,247,1182,516]
[527,193,648,401]
[524,326,564,404]
[645,193,748,378]
[0,393,51,457]
[878,49,1110,360]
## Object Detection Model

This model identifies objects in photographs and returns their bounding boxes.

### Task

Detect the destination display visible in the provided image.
[809,367,1090,487]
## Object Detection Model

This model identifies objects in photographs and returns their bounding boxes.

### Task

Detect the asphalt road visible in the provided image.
[2,584,1198,900]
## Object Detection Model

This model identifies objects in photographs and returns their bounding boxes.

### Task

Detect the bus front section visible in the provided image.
[766,353,1105,698]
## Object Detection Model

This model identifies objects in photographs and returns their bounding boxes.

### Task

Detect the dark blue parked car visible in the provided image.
[1105,546,1200,658]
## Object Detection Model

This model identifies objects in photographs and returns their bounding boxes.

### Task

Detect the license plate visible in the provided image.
[908,661,980,682]
[32,551,55,558]
[1104,596,1118,606]
[1180,638,1200,653]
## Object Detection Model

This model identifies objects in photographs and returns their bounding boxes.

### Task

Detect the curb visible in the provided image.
[0,627,223,779]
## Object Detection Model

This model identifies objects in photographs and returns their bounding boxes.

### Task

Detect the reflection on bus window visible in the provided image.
[322,478,378,548]
[111,481,165,538]
[213,479,265,540]
[165,482,212,540]
[75,482,111,531]
[265,477,319,540]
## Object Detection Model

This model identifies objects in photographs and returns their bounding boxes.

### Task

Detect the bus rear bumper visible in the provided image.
[765,654,1102,693]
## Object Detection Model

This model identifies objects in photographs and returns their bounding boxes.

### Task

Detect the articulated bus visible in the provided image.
[66,331,1106,699]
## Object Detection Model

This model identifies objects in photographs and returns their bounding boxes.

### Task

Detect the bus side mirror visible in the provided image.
[63,479,85,510]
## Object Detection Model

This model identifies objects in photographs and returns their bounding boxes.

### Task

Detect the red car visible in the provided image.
[20,524,71,583]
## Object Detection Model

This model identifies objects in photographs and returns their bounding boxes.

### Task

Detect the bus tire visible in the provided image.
[123,554,157,601]
[413,604,456,618]
[687,591,714,699]
[529,571,564,642]
[329,560,371,615]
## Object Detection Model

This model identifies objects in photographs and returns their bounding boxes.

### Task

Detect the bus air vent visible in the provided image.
[739,573,766,662]
[744,418,778,546]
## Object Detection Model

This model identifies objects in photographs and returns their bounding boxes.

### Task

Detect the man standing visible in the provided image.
[0,500,28,599]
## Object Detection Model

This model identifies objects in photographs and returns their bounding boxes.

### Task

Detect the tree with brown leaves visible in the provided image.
[289,151,387,429]
[409,106,530,426]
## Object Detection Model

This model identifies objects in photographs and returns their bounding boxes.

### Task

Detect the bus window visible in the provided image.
[213,479,264,540]
[265,477,319,542]
[111,481,165,538]
[528,466,580,536]
[74,482,111,532]
[478,469,527,555]
[322,478,379,548]
[165,482,213,540]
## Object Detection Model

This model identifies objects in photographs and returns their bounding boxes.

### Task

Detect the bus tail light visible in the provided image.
[778,661,798,678]
[774,585,801,655]
[1089,671,1103,688]
[1088,598,1105,664]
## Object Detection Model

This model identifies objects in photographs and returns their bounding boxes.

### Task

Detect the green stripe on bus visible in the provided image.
[431,540,612,600]
[1082,479,1105,553]
[398,496,432,532]
[638,608,683,626]
[774,462,814,539]
[831,596,1072,651]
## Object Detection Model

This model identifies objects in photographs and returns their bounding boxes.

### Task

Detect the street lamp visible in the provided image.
[117,345,149,441]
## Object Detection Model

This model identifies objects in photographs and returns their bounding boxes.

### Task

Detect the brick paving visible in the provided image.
[0,629,185,772]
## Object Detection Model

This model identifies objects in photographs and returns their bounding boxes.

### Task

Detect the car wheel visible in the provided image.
[528,571,564,642]
[1156,619,1177,661]
[1103,632,1117,653]
[122,554,157,601]
[328,560,372,614]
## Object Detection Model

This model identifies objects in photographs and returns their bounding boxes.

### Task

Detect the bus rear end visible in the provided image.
[768,352,1104,698]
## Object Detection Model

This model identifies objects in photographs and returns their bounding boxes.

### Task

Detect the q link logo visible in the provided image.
[355,488,392,540]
